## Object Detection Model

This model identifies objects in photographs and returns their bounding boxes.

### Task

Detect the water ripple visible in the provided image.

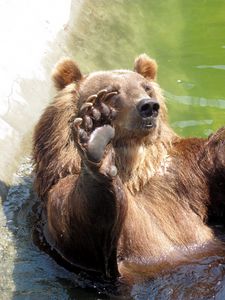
[196,65,225,71]
[172,119,213,129]
[165,91,225,109]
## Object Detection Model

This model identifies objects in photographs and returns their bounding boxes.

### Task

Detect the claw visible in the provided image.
[97,89,108,98]
[87,94,98,103]
[95,89,108,104]
[86,89,119,105]
[80,102,93,113]
[74,118,83,127]
[103,91,119,102]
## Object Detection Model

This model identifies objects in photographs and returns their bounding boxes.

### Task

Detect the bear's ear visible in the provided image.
[52,58,83,90]
[134,54,158,80]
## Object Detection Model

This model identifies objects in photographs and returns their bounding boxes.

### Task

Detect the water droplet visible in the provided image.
[217,280,221,286]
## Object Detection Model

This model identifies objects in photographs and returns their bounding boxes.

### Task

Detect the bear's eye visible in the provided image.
[143,84,152,93]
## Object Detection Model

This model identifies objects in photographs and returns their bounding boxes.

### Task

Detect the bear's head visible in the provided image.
[52,54,168,143]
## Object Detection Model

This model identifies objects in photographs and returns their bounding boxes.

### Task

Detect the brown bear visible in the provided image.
[33,54,225,280]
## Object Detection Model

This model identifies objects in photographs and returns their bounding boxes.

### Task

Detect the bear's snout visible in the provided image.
[136,98,160,118]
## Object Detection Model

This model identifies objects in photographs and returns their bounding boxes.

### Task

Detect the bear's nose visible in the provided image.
[136,98,160,118]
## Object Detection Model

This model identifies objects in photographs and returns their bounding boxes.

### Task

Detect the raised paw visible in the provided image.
[73,87,119,166]
[79,87,119,127]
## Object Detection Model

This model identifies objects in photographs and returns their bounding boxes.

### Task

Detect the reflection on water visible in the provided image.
[1,0,225,298]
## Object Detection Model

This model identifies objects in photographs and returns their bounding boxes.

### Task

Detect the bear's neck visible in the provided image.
[114,124,177,194]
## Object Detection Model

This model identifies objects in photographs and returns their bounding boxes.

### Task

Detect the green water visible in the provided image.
[2,0,225,299]
[69,0,225,137]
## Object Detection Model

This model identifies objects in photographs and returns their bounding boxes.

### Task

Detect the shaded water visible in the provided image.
[1,0,225,299]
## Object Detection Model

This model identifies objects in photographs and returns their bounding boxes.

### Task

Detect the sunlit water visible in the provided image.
[1,0,225,299]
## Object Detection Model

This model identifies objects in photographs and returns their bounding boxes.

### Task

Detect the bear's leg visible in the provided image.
[56,88,127,278]
[199,127,225,222]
